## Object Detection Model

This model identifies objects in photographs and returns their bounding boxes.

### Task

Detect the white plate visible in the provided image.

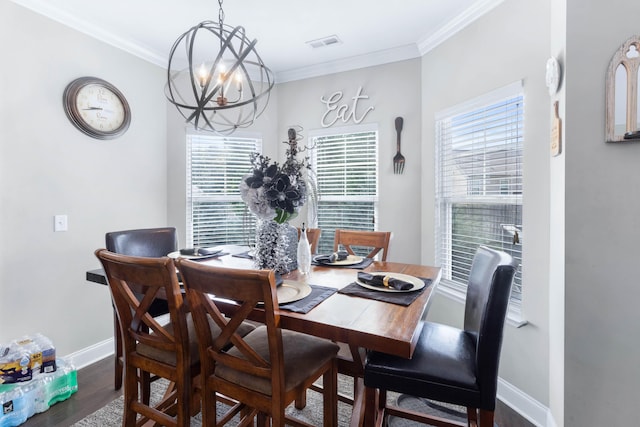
[277,281,312,304]
[256,281,311,305]
[167,249,223,260]
[313,254,364,266]
[356,272,424,293]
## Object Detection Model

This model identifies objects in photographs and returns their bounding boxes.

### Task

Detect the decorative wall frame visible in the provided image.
[606,35,640,142]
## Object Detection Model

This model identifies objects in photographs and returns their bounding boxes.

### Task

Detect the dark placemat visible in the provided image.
[338,277,432,306]
[312,257,374,270]
[279,285,337,314]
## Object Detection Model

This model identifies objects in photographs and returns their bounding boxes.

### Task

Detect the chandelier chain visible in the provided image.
[218,0,224,27]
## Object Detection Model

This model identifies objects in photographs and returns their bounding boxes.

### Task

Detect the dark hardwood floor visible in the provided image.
[20,355,534,427]
[22,356,121,427]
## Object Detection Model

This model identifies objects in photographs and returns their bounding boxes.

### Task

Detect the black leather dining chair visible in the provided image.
[363,245,518,427]
[105,227,178,392]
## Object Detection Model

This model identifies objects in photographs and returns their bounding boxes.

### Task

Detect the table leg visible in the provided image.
[350,376,366,427]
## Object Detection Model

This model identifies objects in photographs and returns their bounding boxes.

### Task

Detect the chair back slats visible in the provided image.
[104,228,177,393]
[95,248,194,427]
[333,229,391,261]
[96,250,188,361]
[177,260,282,384]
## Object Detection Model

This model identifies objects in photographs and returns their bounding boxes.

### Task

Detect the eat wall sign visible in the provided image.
[320,86,375,128]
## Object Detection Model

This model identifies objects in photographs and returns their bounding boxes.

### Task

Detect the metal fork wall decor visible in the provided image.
[393,117,406,174]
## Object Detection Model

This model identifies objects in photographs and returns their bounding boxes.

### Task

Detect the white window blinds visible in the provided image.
[435,83,523,308]
[311,127,378,255]
[186,133,261,247]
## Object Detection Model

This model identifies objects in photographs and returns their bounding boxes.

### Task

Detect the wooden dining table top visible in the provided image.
[188,245,440,360]
[87,245,441,359]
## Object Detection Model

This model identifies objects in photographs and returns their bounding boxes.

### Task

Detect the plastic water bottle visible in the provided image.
[297,223,312,275]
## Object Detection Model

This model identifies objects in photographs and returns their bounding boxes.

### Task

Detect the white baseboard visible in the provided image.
[64,338,114,370]
[64,339,555,426]
[498,377,550,427]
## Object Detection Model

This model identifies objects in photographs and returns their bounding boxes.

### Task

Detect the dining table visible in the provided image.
[86,244,441,427]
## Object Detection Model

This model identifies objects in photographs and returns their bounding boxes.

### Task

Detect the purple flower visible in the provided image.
[245,163,278,189]
[265,173,302,214]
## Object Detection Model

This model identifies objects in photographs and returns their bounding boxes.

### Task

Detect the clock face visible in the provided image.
[75,84,126,132]
[64,77,131,139]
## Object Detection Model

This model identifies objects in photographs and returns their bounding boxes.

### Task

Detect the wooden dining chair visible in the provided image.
[363,246,518,427]
[176,259,339,427]
[298,227,321,254]
[95,249,198,427]
[333,229,391,261]
[295,229,392,411]
[105,227,178,392]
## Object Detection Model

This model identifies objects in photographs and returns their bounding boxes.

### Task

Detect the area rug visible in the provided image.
[387,394,466,426]
[73,376,473,427]
[73,376,354,426]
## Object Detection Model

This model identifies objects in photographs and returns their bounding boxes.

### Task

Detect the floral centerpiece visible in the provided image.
[239,128,316,273]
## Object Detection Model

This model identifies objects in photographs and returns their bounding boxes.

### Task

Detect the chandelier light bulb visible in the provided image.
[196,63,210,88]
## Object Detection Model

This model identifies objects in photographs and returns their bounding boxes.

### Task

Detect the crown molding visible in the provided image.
[10,0,167,67]
[11,0,503,82]
[275,44,421,83]
[417,0,506,55]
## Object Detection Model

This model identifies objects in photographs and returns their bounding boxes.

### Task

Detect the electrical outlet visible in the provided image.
[54,215,68,232]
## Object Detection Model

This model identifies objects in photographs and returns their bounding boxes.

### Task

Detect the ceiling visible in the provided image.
[11,0,503,82]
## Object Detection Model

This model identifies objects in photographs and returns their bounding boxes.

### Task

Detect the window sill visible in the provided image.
[435,286,528,328]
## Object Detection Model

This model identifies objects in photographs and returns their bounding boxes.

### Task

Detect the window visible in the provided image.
[435,82,523,312]
[186,132,261,247]
[310,125,379,255]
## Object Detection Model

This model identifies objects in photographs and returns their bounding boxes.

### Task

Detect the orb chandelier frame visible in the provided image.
[165,0,274,134]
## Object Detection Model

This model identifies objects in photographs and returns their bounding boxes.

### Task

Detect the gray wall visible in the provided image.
[564,0,640,424]
[168,59,423,264]
[0,2,167,354]
[274,60,423,264]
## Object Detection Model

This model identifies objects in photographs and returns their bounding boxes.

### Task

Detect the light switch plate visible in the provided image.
[54,215,68,232]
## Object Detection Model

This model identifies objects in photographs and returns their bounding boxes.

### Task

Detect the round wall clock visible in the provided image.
[545,57,561,96]
[63,77,131,139]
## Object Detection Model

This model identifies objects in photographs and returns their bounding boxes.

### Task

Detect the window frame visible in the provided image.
[434,81,526,326]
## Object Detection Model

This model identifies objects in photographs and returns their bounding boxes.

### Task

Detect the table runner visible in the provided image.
[338,277,432,306]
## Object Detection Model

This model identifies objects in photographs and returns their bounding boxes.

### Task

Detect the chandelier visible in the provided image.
[165,0,274,134]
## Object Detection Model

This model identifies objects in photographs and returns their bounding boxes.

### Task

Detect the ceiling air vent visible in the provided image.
[306,35,342,49]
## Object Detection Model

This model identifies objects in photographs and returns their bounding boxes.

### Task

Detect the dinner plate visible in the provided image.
[269,281,312,304]
[167,249,223,260]
[313,254,364,266]
[356,272,424,293]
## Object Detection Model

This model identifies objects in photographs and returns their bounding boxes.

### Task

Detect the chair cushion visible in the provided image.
[137,314,255,367]
[365,321,486,409]
[215,326,339,396]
